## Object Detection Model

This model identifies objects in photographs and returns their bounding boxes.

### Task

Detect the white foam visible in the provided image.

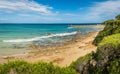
[67,26,73,29]
[3,31,77,43]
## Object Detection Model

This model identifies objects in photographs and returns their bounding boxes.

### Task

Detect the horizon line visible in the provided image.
[0,23,102,24]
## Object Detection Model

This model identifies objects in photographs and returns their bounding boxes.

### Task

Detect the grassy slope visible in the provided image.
[90,34,120,74]
[72,34,120,74]
[93,19,120,46]
[73,14,120,74]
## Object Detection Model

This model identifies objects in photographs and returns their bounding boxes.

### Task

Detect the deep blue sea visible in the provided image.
[0,23,100,56]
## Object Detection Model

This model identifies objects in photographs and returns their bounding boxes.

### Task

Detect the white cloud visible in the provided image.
[0,0,53,15]
[64,13,78,16]
[18,14,31,16]
[85,0,120,22]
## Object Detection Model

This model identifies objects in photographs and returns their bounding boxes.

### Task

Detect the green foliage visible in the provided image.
[89,34,120,74]
[89,58,120,74]
[107,58,120,74]
[102,19,114,25]
[103,20,120,25]
[99,34,120,48]
[0,60,78,74]
[95,34,120,62]
[74,14,120,74]
[93,14,120,45]
[0,53,92,74]
[69,53,92,69]
[69,53,94,74]
[93,18,120,45]
[115,14,120,20]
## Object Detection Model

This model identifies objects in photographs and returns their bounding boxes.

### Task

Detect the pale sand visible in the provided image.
[0,31,100,67]
[69,24,104,29]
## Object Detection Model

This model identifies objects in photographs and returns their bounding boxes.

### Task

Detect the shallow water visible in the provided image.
[0,23,99,56]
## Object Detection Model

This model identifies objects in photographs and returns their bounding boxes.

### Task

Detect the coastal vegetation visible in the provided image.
[93,14,120,45]
[74,34,120,74]
[0,61,78,74]
[0,14,120,74]
[74,14,120,74]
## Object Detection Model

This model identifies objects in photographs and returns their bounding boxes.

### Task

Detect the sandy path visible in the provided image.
[0,31,98,67]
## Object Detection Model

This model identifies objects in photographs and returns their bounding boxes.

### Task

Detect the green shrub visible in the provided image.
[0,60,78,74]
[98,34,120,48]
[93,18,120,45]
[93,14,120,46]
[107,58,120,74]
[69,53,92,69]
[69,53,92,73]
[89,34,120,74]
[115,14,120,20]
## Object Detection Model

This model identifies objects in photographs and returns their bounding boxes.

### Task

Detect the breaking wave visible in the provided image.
[3,31,77,43]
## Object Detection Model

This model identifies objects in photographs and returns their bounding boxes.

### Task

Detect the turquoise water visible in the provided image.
[0,23,99,56]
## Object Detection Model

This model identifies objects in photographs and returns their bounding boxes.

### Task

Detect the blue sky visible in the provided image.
[0,0,120,23]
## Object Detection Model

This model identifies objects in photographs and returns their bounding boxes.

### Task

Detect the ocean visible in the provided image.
[0,23,100,56]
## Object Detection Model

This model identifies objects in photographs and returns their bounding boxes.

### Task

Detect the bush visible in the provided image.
[115,14,120,20]
[69,53,92,73]
[93,17,120,45]
[107,58,120,74]
[0,60,78,74]
[88,34,120,74]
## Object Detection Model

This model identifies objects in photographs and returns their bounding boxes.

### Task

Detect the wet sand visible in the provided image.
[0,30,100,67]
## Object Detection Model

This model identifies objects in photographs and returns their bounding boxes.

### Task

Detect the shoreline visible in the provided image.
[69,24,104,29]
[0,30,100,67]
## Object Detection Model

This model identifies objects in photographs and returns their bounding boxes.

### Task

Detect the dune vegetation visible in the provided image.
[93,14,120,45]
[0,14,120,74]
[0,61,78,74]
[76,34,120,74]
[74,14,120,74]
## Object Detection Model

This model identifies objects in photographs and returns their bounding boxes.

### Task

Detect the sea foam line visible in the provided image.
[3,31,77,43]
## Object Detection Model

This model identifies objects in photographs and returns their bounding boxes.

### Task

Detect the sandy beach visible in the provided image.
[0,29,101,67]
[69,24,104,29]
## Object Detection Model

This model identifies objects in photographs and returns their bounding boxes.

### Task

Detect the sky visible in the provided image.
[0,0,120,23]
